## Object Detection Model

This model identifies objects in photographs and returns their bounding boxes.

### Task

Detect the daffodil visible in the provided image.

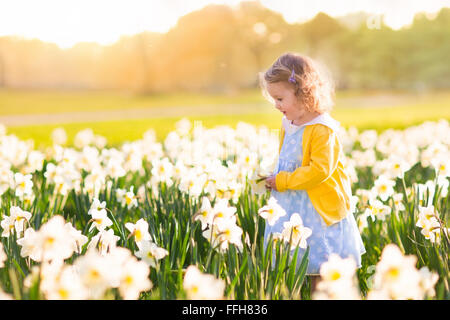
[135,240,169,268]
[392,193,405,212]
[1,215,16,237]
[386,155,410,179]
[418,267,439,298]
[319,254,357,282]
[16,227,40,260]
[216,218,243,251]
[74,248,117,299]
[210,198,237,227]
[416,205,442,243]
[44,265,88,300]
[193,196,214,230]
[88,197,107,216]
[51,127,67,145]
[118,257,152,300]
[125,218,151,245]
[87,228,120,256]
[17,215,76,263]
[151,157,174,186]
[281,213,312,250]
[183,265,225,300]
[313,254,361,300]
[369,244,423,300]
[372,174,396,202]
[124,186,138,209]
[89,209,113,232]
[14,172,33,198]
[364,198,391,221]
[358,129,378,150]
[64,222,88,254]
[258,196,286,226]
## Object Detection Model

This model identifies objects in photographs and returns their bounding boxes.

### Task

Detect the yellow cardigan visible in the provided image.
[275,123,353,226]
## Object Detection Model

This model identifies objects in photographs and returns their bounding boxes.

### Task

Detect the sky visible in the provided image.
[1,0,449,49]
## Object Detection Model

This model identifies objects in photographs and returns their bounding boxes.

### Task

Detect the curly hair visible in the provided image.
[259,52,335,114]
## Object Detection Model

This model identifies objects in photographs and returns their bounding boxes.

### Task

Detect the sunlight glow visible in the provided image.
[0,0,448,49]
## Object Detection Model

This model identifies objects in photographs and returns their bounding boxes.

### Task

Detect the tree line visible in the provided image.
[0,1,449,93]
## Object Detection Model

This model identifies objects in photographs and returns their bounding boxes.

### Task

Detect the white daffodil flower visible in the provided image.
[369,244,423,300]
[372,174,396,202]
[183,265,225,300]
[87,228,120,256]
[89,209,113,232]
[14,172,33,198]
[135,240,169,268]
[125,218,151,246]
[194,196,214,230]
[281,213,312,250]
[118,257,152,300]
[124,186,139,209]
[258,196,286,226]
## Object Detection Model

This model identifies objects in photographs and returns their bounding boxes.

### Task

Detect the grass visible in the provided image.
[7,106,450,151]
[0,88,266,115]
[2,88,449,149]
[2,88,450,115]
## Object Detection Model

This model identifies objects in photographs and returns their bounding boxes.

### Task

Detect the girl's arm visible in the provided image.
[275,126,340,192]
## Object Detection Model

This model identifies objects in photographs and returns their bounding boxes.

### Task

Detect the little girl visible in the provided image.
[260,52,365,293]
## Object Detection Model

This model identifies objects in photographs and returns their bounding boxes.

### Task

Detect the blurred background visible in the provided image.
[0,0,449,148]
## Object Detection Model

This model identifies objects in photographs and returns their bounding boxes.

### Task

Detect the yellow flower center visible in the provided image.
[330,271,341,281]
[135,229,142,241]
[126,196,132,205]
[58,288,69,299]
[386,267,400,280]
[45,237,55,247]
[125,275,134,285]
[191,285,199,294]
[425,213,434,220]
[89,269,101,280]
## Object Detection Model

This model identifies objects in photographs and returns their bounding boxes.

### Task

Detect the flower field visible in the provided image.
[0,118,448,300]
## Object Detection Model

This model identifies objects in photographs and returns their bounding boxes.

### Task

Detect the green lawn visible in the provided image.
[0,88,267,115]
[2,88,450,115]
[2,88,449,149]
[8,105,450,150]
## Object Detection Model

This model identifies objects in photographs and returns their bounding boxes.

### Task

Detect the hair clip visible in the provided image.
[288,69,296,84]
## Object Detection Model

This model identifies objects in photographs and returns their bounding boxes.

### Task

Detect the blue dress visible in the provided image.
[264,122,366,275]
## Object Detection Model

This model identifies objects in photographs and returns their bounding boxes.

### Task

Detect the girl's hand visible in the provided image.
[265,175,278,191]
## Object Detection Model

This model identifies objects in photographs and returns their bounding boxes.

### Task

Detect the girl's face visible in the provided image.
[266,81,317,125]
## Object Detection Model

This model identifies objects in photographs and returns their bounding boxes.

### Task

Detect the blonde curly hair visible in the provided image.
[259,52,335,114]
